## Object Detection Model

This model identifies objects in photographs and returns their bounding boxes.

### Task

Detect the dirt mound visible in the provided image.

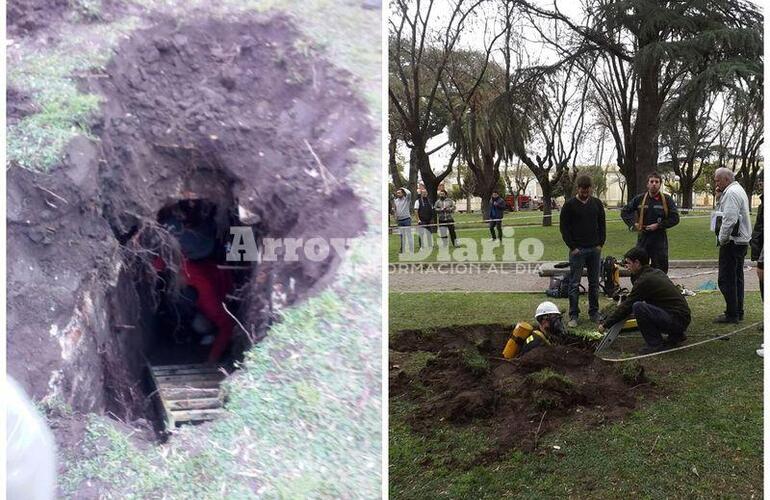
[391,325,653,457]
[8,14,371,418]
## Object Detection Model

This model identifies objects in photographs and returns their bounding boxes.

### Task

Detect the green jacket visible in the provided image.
[603,266,691,328]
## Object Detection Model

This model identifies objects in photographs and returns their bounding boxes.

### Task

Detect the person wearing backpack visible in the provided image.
[620,172,680,273]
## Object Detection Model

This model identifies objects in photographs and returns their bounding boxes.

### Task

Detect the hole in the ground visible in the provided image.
[390,325,655,460]
[7,14,370,441]
[104,184,260,434]
[146,196,254,365]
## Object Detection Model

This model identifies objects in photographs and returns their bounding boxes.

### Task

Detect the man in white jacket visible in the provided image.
[713,167,753,323]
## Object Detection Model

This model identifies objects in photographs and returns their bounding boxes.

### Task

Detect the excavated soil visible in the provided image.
[8,12,371,424]
[390,324,655,459]
[7,0,69,37]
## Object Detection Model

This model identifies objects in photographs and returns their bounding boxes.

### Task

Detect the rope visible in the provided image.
[598,321,762,362]
[389,213,713,230]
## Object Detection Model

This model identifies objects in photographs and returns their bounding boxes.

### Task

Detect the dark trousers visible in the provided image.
[417,219,436,249]
[568,246,600,319]
[718,242,747,319]
[633,301,688,348]
[639,234,669,273]
[439,221,457,246]
[489,220,502,240]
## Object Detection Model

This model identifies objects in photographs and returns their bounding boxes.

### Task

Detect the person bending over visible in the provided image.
[598,247,691,355]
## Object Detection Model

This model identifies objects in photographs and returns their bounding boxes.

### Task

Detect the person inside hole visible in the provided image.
[154,197,235,363]
[503,301,568,358]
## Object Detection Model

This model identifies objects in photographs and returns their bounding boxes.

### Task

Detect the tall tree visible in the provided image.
[659,89,721,208]
[389,0,493,204]
[492,61,590,226]
[729,77,763,206]
[444,50,507,218]
[517,0,763,196]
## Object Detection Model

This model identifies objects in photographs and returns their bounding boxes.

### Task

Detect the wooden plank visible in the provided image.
[158,379,222,389]
[149,363,216,370]
[154,373,225,384]
[152,366,223,376]
[160,387,220,400]
[167,398,223,411]
[146,363,175,428]
[171,408,225,423]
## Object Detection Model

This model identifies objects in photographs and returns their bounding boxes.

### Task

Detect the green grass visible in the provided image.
[7,17,142,171]
[389,211,718,262]
[389,292,763,499]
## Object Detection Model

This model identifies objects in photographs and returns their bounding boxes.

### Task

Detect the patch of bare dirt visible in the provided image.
[390,324,654,459]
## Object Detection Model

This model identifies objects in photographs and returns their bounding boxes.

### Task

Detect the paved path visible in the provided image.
[389,264,760,293]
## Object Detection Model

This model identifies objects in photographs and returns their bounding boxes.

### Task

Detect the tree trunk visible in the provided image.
[477,175,499,220]
[480,197,490,221]
[680,180,693,209]
[631,62,662,197]
[389,134,402,188]
[408,148,420,196]
[541,182,553,227]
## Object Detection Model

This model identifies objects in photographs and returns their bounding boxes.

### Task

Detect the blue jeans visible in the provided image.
[568,246,600,319]
[397,218,412,253]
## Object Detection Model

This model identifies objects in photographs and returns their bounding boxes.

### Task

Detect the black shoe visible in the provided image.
[637,344,667,355]
[713,315,739,324]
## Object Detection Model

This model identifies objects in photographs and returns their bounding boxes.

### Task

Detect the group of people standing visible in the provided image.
[562,168,761,354]
[392,184,511,252]
[392,184,459,250]
[392,168,761,355]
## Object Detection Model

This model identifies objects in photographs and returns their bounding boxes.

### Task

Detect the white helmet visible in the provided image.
[535,301,561,319]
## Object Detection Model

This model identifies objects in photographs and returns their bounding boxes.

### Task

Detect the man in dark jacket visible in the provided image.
[560,175,606,327]
[489,190,506,240]
[599,246,692,354]
[620,172,680,273]
[414,186,436,249]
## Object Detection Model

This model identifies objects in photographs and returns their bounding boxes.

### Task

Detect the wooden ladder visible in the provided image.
[148,363,227,429]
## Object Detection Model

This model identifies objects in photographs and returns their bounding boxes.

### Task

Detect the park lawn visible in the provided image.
[389,292,763,499]
[389,211,718,263]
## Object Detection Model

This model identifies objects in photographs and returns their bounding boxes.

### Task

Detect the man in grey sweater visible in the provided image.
[393,187,412,253]
[713,167,753,323]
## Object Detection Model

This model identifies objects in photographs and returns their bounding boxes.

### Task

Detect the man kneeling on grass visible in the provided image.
[598,247,692,355]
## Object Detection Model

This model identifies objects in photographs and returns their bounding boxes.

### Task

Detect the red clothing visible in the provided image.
[153,256,234,362]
